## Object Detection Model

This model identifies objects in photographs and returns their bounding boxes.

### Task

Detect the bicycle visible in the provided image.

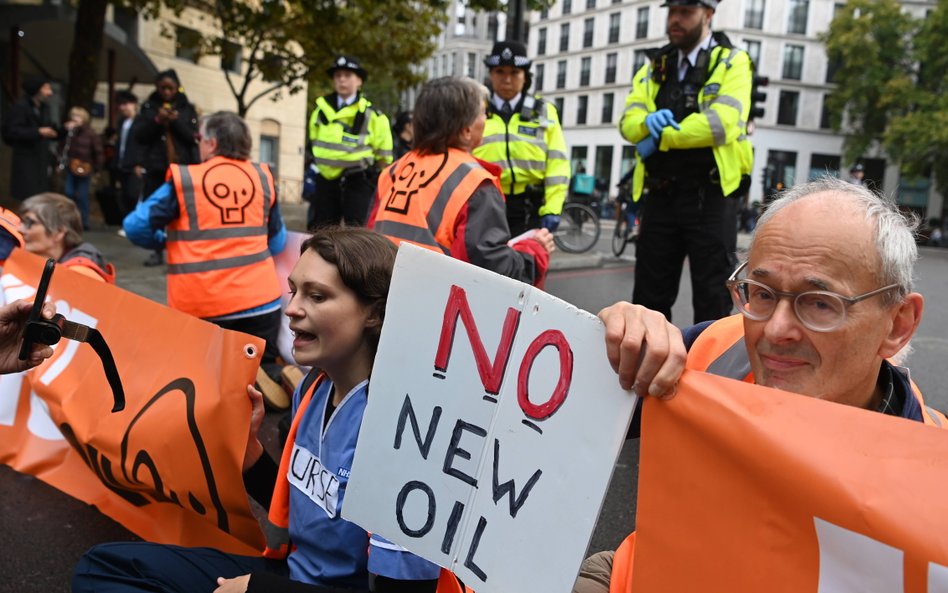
[611,187,639,257]
[552,195,601,254]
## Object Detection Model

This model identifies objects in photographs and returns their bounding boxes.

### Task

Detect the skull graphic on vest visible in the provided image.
[202,162,257,224]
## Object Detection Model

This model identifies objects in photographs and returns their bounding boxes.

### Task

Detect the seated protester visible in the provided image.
[73,227,442,593]
[573,177,944,593]
[370,76,555,288]
[19,193,115,283]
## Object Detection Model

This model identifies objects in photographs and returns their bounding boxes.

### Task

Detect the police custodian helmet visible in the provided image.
[327,55,368,81]
[484,41,532,70]
[660,0,720,8]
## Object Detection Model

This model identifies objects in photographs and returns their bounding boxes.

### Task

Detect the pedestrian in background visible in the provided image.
[2,77,59,202]
[123,111,288,408]
[113,90,142,216]
[307,56,392,229]
[619,0,753,324]
[370,76,554,288]
[474,41,570,237]
[392,111,413,161]
[135,69,200,266]
[60,106,104,230]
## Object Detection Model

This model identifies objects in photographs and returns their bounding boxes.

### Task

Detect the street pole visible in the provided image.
[505,0,526,42]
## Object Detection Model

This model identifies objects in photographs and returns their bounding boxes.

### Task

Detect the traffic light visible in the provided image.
[750,75,769,121]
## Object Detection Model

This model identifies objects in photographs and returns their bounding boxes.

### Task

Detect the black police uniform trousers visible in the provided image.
[308,168,378,229]
[632,179,738,324]
[505,190,545,237]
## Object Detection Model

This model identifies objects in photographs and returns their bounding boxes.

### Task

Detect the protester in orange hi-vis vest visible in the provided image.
[18,193,116,283]
[369,76,555,289]
[123,111,289,407]
[568,175,944,593]
[72,226,469,593]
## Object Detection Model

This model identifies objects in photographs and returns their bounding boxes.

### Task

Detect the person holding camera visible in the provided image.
[60,106,104,230]
[134,69,200,266]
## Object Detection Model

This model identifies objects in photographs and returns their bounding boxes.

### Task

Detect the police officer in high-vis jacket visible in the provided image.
[619,0,752,324]
[474,41,570,237]
[307,56,393,229]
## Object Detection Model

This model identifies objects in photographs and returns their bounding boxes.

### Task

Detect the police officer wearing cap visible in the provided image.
[619,0,753,324]
[474,41,570,237]
[307,56,393,229]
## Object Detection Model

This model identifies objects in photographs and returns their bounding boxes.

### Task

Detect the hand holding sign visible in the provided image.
[343,245,638,593]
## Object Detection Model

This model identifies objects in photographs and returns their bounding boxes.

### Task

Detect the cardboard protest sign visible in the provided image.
[343,244,637,593]
[632,371,948,592]
[0,249,265,554]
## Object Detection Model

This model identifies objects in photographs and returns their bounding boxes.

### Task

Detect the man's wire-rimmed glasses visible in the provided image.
[726,261,901,332]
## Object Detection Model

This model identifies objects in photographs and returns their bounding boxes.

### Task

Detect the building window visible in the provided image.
[782,45,804,80]
[583,18,594,48]
[636,7,649,39]
[221,40,242,74]
[820,94,833,129]
[587,0,596,9]
[609,12,621,43]
[787,0,809,35]
[537,28,547,56]
[556,60,567,89]
[467,52,477,78]
[809,153,840,180]
[577,95,588,125]
[580,57,592,86]
[825,56,841,83]
[777,90,799,126]
[535,63,545,92]
[571,146,588,174]
[113,6,138,43]
[744,0,765,30]
[259,53,283,82]
[563,0,572,15]
[259,119,280,175]
[605,52,618,83]
[540,7,549,19]
[601,92,614,123]
[488,15,499,40]
[555,97,565,117]
[633,49,648,72]
[595,145,614,187]
[744,39,761,66]
[560,23,570,52]
[765,149,797,194]
[175,26,202,63]
[620,145,635,176]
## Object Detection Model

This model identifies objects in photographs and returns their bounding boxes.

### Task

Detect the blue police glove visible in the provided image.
[644,109,681,139]
[540,214,561,232]
[636,135,658,160]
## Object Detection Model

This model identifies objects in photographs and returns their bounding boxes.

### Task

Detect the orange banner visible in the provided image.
[632,371,948,592]
[0,249,265,554]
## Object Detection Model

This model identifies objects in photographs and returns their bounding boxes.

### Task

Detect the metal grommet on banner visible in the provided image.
[244,344,258,359]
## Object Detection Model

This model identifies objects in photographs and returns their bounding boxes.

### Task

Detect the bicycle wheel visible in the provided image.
[612,216,629,257]
[554,203,601,254]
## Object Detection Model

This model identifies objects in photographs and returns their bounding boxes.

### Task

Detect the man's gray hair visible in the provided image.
[201,111,252,160]
[751,176,918,305]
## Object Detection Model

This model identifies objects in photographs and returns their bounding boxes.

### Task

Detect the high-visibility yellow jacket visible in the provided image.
[619,40,752,201]
[308,94,393,181]
[473,96,570,216]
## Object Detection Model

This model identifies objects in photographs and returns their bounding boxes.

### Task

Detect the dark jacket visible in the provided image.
[2,96,58,200]
[134,90,200,175]
[63,124,105,172]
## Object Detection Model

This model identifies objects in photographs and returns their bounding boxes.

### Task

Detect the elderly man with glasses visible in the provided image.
[573,176,945,593]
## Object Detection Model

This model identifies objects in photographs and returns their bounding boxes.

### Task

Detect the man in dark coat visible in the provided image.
[2,77,59,201]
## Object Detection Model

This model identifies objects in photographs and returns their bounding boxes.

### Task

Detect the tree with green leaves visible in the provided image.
[822,0,948,193]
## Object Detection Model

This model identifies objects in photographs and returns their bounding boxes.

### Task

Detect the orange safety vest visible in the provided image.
[166,156,280,318]
[61,258,116,284]
[373,148,502,254]
[609,315,947,593]
[262,371,468,592]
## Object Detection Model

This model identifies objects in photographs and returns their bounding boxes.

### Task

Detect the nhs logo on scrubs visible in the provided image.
[288,444,341,517]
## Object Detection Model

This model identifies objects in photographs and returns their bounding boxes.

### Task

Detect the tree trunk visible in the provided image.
[66,0,109,111]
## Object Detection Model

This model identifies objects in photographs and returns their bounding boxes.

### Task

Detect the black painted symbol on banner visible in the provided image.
[59,377,232,533]
[202,162,256,225]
